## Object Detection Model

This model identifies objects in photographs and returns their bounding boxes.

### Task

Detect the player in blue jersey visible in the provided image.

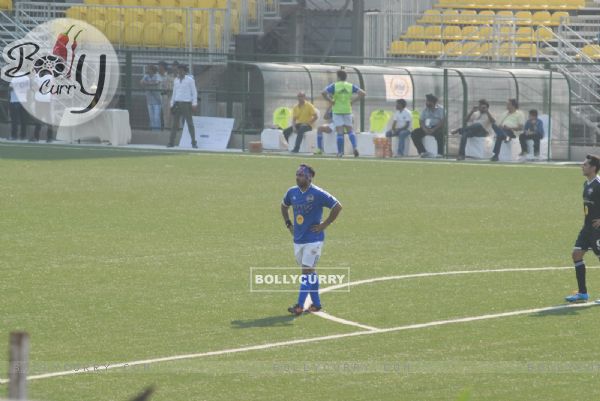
[281,164,343,315]
[566,154,600,303]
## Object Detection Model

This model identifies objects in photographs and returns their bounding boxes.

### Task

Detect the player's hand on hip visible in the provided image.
[592,219,600,229]
[310,223,326,233]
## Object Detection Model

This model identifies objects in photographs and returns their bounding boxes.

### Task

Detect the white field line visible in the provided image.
[0,266,597,385]
[0,301,596,385]
[319,266,600,294]
[311,311,379,331]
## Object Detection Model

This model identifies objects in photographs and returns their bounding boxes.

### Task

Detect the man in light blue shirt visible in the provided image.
[410,93,445,158]
[281,164,343,315]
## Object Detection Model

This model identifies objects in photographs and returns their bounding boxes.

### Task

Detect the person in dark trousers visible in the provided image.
[9,75,30,140]
[411,94,445,158]
[168,64,198,148]
[565,154,600,303]
[490,98,525,162]
[519,109,544,158]
[453,99,493,160]
[282,91,318,153]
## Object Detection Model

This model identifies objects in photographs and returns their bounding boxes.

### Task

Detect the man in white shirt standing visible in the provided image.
[9,74,30,140]
[385,99,413,157]
[168,64,198,148]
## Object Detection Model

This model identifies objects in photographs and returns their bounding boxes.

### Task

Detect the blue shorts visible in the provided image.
[574,225,600,256]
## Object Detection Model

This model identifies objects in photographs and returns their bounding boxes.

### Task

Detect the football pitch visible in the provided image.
[1,142,599,401]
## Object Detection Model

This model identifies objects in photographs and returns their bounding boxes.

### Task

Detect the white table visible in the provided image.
[57,109,132,146]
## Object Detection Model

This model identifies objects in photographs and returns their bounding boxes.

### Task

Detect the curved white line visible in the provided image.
[320,266,594,294]
[1,266,596,385]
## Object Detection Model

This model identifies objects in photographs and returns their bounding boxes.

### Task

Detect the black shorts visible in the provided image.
[574,225,600,256]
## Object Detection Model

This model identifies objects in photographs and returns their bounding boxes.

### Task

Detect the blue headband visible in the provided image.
[297,165,312,180]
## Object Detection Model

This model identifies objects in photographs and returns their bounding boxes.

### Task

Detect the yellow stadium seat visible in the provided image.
[550,11,569,26]
[515,11,532,25]
[404,25,425,39]
[417,9,441,24]
[248,0,257,20]
[424,26,442,40]
[478,26,492,40]
[123,21,143,46]
[462,26,479,40]
[444,42,462,57]
[0,0,12,8]
[180,0,198,7]
[532,11,551,26]
[160,0,178,6]
[442,9,460,24]
[229,9,240,33]
[143,22,163,47]
[164,22,184,47]
[581,44,600,60]
[214,0,228,7]
[425,41,443,56]
[90,19,106,34]
[515,27,533,41]
[193,10,209,25]
[104,7,122,22]
[516,43,537,58]
[194,23,223,49]
[105,20,124,43]
[389,40,407,56]
[141,0,162,5]
[442,26,462,41]
[547,0,584,9]
[493,0,514,9]
[65,6,86,21]
[123,8,143,24]
[497,11,514,24]
[462,42,480,56]
[458,10,477,25]
[164,9,184,25]
[187,23,203,48]
[121,0,140,5]
[86,7,106,23]
[477,10,495,24]
[535,27,554,41]
[197,0,216,7]
[479,43,493,57]
[499,42,516,57]
[144,8,162,23]
[103,0,122,5]
[406,41,427,56]
[499,26,515,40]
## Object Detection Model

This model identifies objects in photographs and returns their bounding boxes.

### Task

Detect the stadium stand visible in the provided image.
[388,0,590,60]
[60,0,248,48]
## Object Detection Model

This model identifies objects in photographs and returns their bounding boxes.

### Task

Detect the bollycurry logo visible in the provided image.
[1,18,119,126]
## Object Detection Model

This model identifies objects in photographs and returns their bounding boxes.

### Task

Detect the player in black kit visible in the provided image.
[566,154,600,303]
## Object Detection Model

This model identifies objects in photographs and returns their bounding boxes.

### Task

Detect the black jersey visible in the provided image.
[583,176,600,226]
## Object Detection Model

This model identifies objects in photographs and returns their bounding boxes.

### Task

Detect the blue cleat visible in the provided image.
[565,292,589,303]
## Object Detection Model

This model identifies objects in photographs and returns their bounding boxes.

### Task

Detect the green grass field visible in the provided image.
[1,142,599,401]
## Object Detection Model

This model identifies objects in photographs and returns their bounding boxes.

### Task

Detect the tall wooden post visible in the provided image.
[8,332,29,400]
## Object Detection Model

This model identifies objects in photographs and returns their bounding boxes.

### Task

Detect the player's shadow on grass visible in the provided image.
[231,315,296,329]
[530,303,599,318]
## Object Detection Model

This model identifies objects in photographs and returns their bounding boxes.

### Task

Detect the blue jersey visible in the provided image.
[282,184,339,244]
